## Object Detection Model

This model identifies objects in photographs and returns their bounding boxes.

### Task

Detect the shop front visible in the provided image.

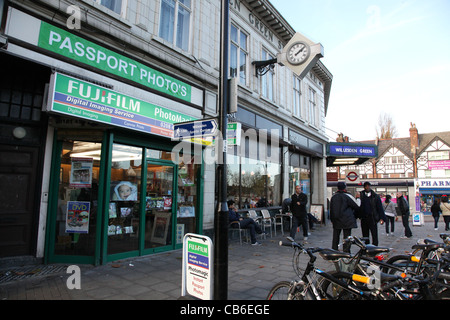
[44,74,204,265]
[416,179,450,213]
[3,7,207,264]
[46,131,202,265]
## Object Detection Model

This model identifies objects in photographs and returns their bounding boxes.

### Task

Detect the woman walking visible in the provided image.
[440,197,450,231]
[431,200,441,230]
[383,195,397,236]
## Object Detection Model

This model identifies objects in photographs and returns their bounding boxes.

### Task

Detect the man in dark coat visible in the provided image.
[359,182,386,246]
[288,184,308,241]
[330,182,360,252]
[396,192,413,238]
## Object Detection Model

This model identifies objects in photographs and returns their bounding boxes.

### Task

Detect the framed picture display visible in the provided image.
[151,212,171,245]
[310,204,324,223]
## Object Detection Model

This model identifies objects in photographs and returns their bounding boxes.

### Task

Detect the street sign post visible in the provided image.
[181,233,214,300]
[173,119,218,139]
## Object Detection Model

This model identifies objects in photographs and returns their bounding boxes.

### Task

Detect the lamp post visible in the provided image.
[214,0,229,300]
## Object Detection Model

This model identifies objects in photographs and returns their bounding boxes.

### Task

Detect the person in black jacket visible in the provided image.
[359,182,386,246]
[330,182,361,252]
[396,192,413,238]
[288,184,309,241]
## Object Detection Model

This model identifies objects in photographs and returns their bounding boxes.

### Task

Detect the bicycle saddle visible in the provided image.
[319,249,352,261]
[411,243,443,251]
[364,245,390,256]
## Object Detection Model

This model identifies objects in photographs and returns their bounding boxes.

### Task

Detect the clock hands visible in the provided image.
[294,45,306,57]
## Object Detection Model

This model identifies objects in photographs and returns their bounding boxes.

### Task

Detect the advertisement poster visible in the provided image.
[66,201,90,234]
[70,157,93,188]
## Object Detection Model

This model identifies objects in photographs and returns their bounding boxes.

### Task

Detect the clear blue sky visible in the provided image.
[270,0,450,141]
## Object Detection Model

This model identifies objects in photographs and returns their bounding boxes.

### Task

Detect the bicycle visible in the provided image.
[266,240,401,300]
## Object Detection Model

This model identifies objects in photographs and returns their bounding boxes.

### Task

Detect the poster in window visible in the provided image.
[178,206,195,218]
[310,204,323,222]
[66,201,90,234]
[112,181,138,201]
[70,158,93,188]
[151,212,171,245]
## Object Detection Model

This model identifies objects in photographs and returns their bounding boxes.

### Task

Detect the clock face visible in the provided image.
[286,42,310,65]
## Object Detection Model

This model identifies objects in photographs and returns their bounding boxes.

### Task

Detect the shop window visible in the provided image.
[289,167,311,210]
[227,154,281,208]
[54,141,101,256]
[159,0,192,52]
[176,160,200,242]
[108,144,143,255]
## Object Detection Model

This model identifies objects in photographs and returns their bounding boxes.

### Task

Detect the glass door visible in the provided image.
[48,140,103,265]
[107,144,143,258]
[144,161,175,253]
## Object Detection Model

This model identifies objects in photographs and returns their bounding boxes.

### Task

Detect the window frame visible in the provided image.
[308,87,316,126]
[261,48,275,102]
[93,0,128,17]
[159,0,193,52]
[230,23,249,87]
[293,75,302,118]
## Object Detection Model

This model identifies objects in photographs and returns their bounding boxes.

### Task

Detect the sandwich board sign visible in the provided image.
[181,234,213,300]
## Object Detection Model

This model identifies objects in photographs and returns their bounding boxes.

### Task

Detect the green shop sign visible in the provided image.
[49,73,196,138]
[38,21,192,102]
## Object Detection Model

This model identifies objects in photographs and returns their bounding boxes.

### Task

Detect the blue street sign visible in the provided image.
[173,119,218,139]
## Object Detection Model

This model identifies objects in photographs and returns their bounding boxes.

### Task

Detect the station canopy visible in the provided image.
[326,142,378,167]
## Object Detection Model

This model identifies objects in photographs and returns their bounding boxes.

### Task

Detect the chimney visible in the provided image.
[409,123,419,153]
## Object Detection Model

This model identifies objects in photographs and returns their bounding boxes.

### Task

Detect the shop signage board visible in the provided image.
[48,73,196,138]
[37,21,192,102]
[5,8,201,104]
[328,145,377,157]
[181,234,213,300]
[227,122,242,146]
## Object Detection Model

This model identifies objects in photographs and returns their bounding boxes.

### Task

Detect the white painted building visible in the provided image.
[0,0,332,264]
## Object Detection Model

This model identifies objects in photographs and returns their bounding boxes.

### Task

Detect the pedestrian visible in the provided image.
[228,200,266,245]
[431,200,441,230]
[359,182,386,246]
[330,182,360,252]
[440,196,450,231]
[287,184,309,242]
[396,192,413,238]
[383,195,397,236]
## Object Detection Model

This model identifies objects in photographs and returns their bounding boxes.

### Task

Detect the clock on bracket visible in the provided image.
[286,41,311,66]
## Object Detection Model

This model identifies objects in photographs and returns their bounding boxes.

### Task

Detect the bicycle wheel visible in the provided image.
[319,271,366,300]
[384,255,419,275]
[266,281,304,300]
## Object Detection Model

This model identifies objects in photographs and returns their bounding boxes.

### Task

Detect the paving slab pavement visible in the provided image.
[0,215,447,301]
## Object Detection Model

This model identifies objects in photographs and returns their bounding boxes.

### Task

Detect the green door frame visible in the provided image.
[142,159,178,256]
[45,130,204,265]
[45,131,109,266]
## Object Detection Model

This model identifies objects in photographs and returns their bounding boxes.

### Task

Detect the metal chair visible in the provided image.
[273,209,285,236]
[260,209,273,237]
[229,221,249,245]
[248,210,261,224]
